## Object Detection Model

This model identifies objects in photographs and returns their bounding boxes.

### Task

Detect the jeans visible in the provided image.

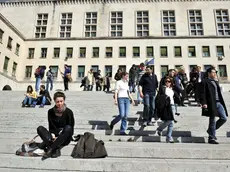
[46,79,53,91]
[37,125,72,151]
[157,105,176,141]
[36,96,47,105]
[35,77,41,92]
[111,98,130,133]
[143,93,155,122]
[23,96,36,105]
[129,80,136,92]
[208,102,227,140]
[96,82,102,91]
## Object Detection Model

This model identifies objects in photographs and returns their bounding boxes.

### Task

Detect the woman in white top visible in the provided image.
[110,72,135,135]
[156,76,178,143]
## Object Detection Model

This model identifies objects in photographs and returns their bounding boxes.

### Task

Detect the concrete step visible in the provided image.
[0,154,229,172]
[1,142,230,160]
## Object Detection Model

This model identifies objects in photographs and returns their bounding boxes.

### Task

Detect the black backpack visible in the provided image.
[71,132,108,158]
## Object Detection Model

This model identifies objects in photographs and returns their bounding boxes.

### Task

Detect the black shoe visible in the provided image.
[120,132,127,135]
[208,139,219,144]
[207,130,217,140]
[175,113,180,116]
[41,149,53,160]
[51,149,61,158]
[21,104,25,108]
[109,123,114,130]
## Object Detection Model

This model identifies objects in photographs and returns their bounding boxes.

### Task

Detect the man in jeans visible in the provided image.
[200,67,228,144]
[139,66,158,126]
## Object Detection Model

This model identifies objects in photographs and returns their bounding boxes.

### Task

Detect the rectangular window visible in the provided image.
[85,12,97,37]
[12,62,17,77]
[60,13,72,38]
[118,65,126,72]
[160,46,168,57]
[202,46,210,57]
[92,47,99,58]
[174,46,182,57]
[49,66,58,78]
[0,29,3,43]
[7,37,12,50]
[28,48,35,59]
[188,46,196,57]
[111,12,123,37]
[66,47,73,58]
[146,46,154,57]
[133,47,140,57]
[91,65,99,72]
[53,48,60,58]
[25,66,33,78]
[105,65,112,77]
[160,65,168,78]
[216,46,224,56]
[215,9,230,36]
[162,10,176,36]
[175,65,183,70]
[136,11,149,36]
[41,48,47,58]
[204,65,211,71]
[15,43,20,56]
[80,47,86,58]
[78,65,85,78]
[35,13,48,38]
[105,47,113,58]
[3,56,9,71]
[188,10,203,36]
[119,47,126,57]
[218,65,228,78]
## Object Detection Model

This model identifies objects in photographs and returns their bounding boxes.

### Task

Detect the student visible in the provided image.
[22,85,37,107]
[37,92,75,160]
[156,77,179,143]
[110,72,135,135]
[34,85,52,108]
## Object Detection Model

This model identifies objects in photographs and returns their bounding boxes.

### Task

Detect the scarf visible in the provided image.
[53,104,66,117]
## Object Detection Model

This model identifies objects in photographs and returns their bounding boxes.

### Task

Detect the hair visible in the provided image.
[165,76,173,86]
[206,67,216,74]
[53,91,66,101]
[40,85,45,90]
[140,63,145,67]
[121,72,128,78]
[146,66,152,69]
[26,85,33,93]
[168,69,175,73]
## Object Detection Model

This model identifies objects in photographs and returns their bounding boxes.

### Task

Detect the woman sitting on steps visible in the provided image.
[36,91,75,160]
[22,85,37,107]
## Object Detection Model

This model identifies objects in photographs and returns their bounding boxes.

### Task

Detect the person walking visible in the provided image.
[34,66,46,92]
[61,64,71,91]
[110,72,135,135]
[86,69,94,91]
[156,76,179,143]
[129,64,137,93]
[46,66,54,91]
[138,66,158,126]
[136,63,146,104]
[200,67,228,144]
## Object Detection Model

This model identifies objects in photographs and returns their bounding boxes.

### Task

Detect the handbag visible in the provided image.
[15,135,44,157]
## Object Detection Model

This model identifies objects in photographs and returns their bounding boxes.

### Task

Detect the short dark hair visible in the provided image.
[140,63,145,67]
[206,67,216,74]
[168,69,175,73]
[40,85,45,89]
[53,92,66,101]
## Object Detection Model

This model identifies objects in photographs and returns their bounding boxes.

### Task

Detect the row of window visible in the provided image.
[0,31,21,56]
[27,45,225,59]
[2,56,228,79]
[34,9,230,38]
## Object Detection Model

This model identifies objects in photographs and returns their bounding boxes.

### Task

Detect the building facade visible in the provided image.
[0,0,230,90]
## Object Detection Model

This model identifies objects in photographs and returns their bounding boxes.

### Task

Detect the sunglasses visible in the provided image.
[166,80,171,83]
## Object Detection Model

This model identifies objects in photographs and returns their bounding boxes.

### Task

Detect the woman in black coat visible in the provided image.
[37,92,75,160]
[156,77,180,143]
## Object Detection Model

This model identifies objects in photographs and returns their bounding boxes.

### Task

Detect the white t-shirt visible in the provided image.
[165,87,174,105]
[115,80,129,98]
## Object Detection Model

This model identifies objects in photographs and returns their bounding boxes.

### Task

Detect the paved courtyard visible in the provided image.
[0,91,230,172]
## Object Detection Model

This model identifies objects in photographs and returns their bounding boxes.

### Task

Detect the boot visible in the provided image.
[51,148,61,158]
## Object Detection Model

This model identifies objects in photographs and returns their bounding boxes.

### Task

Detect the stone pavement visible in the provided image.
[0,91,230,172]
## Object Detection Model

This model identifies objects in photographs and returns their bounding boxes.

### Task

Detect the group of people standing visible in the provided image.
[110,63,228,144]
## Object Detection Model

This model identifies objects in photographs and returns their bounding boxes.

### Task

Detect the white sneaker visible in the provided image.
[33,148,44,155]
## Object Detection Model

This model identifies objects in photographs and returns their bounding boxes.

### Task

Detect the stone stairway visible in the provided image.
[0,91,230,172]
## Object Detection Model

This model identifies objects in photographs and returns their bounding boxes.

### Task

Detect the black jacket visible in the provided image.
[139,73,158,95]
[48,107,75,136]
[39,90,52,102]
[200,78,228,117]
[114,72,121,81]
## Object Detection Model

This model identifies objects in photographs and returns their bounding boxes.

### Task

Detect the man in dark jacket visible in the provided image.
[200,67,228,144]
[34,85,52,108]
[160,69,176,87]
[129,64,137,93]
[139,66,158,126]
